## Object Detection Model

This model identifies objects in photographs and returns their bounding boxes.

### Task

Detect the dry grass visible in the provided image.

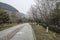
[0,23,17,31]
[31,24,59,40]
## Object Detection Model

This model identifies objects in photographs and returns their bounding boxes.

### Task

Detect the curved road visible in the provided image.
[10,23,35,40]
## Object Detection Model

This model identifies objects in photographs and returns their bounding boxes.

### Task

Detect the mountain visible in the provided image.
[0,2,18,11]
[16,12,26,18]
[0,2,27,21]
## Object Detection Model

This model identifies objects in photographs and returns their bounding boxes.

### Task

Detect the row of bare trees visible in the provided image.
[28,0,60,32]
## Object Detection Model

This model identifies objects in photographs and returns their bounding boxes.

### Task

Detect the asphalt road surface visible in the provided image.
[10,23,35,40]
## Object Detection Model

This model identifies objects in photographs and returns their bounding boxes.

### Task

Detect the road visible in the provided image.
[10,23,35,40]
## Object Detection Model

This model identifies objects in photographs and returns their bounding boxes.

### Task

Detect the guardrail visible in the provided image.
[0,24,24,40]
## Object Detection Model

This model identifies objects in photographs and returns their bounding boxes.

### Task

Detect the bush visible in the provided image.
[0,9,9,24]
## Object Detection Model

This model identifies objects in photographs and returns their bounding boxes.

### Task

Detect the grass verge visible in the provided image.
[31,24,60,40]
[0,23,17,31]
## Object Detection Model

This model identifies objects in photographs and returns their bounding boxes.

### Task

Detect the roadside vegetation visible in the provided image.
[28,0,60,33]
[28,0,60,40]
[31,24,60,40]
[0,9,22,31]
[0,23,17,31]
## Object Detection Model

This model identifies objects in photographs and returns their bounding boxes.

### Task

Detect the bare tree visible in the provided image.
[28,0,60,32]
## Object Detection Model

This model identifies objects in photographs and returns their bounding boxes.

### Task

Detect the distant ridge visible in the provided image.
[0,2,18,11]
[0,2,26,19]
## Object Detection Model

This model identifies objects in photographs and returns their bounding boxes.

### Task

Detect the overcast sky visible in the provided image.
[0,0,35,14]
